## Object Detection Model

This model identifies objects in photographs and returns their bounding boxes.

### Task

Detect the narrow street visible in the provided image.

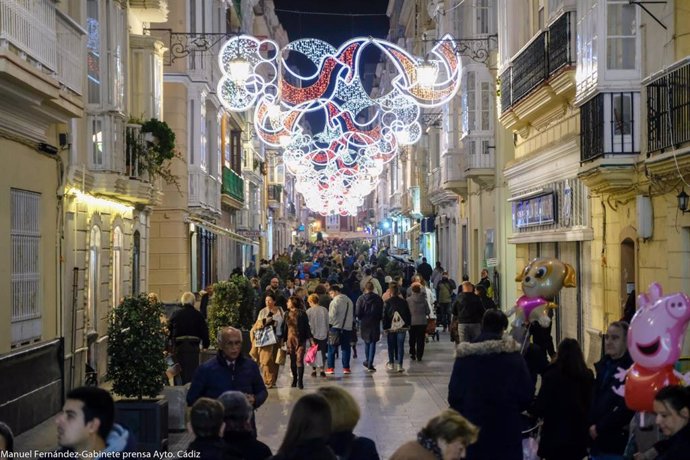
[15,333,457,459]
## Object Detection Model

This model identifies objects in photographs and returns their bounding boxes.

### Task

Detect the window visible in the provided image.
[463,72,493,134]
[91,117,103,167]
[131,231,140,295]
[481,82,491,130]
[189,100,195,165]
[606,0,636,70]
[112,227,123,308]
[11,189,41,346]
[86,0,101,104]
[576,0,598,96]
[465,71,476,133]
[613,93,632,135]
[87,225,101,333]
[231,130,242,172]
[200,103,208,171]
[475,0,490,35]
[86,0,125,110]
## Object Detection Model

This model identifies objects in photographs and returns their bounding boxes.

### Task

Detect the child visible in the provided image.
[187,398,226,459]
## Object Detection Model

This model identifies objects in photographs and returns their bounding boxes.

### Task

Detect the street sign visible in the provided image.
[486,258,498,268]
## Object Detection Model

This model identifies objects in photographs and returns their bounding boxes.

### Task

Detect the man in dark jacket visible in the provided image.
[169,291,210,348]
[474,285,496,311]
[218,391,273,460]
[355,282,384,372]
[588,321,634,458]
[448,309,534,460]
[452,282,486,343]
[416,257,433,284]
[187,327,267,436]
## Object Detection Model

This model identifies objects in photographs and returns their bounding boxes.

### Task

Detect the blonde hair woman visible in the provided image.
[390,409,478,460]
[316,386,380,460]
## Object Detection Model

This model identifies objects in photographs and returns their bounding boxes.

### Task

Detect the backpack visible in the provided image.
[390,311,405,331]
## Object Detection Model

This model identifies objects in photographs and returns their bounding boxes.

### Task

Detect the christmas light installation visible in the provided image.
[218,34,461,215]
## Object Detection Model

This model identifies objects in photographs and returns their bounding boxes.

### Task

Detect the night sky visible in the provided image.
[274,0,391,45]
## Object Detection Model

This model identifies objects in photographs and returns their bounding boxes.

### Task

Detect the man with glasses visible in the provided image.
[187,327,267,436]
[588,321,634,459]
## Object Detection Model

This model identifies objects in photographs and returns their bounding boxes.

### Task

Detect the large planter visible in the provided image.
[115,398,168,452]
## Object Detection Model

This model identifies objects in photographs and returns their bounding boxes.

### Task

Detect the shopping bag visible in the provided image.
[304,343,319,366]
[275,346,286,365]
[254,326,277,348]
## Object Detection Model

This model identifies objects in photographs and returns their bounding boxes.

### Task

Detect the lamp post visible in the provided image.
[678,189,689,214]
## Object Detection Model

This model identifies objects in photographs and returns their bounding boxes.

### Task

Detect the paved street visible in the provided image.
[15,332,456,459]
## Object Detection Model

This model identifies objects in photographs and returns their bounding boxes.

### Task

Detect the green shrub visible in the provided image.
[107,295,167,399]
[208,275,257,343]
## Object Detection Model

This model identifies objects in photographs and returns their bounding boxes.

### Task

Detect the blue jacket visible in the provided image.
[448,333,534,460]
[187,352,267,409]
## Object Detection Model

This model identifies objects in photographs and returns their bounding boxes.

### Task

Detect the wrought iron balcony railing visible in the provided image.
[646,59,690,153]
[501,12,574,113]
[580,92,639,162]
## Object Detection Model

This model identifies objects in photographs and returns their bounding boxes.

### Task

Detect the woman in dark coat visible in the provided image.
[286,296,312,389]
[531,338,594,460]
[356,281,384,371]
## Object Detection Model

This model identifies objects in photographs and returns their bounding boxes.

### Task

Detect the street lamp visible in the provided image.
[678,189,689,214]
[417,59,438,87]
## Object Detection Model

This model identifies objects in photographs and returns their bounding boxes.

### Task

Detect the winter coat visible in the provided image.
[417,262,433,282]
[531,363,594,459]
[382,297,411,331]
[223,430,273,460]
[436,278,456,304]
[269,438,337,460]
[328,294,354,330]
[55,424,138,459]
[655,423,690,460]
[452,292,485,324]
[169,304,210,348]
[406,292,430,326]
[448,333,534,460]
[356,292,384,343]
[589,352,634,455]
[187,436,228,460]
[328,431,380,460]
[187,352,268,408]
[389,440,438,460]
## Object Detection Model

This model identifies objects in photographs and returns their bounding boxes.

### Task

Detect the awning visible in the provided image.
[187,216,260,246]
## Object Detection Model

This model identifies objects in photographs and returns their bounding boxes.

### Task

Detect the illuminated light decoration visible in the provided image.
[217,34,461,215]
[66,187,134,214]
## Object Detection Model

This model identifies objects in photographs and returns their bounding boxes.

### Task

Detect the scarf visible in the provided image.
[417,431,443,459]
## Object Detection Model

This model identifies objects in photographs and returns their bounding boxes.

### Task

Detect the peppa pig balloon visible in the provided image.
[513,258,577,327]
[611,283,690,412]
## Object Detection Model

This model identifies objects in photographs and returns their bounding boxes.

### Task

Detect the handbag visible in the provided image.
[304,343,319,365]
[254,326,277,348]
[275,346,286,365]
[327,329,341,347]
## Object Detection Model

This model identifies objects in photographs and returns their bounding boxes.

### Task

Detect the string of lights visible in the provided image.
[217,34,462,215]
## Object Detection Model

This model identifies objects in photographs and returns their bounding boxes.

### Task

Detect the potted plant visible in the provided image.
[128,117,181,190]
[208,274,257,355]
[107,294,169,452]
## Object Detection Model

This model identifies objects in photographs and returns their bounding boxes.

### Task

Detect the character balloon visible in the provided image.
[513,258,577,328]
[611,283,690,412]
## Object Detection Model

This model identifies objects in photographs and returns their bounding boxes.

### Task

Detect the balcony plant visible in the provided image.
[106,294,168,451]
[208,274,257,353]
[129,117,181,190]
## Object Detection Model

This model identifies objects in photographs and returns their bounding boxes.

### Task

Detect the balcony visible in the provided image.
[267,184,282,208]
[389,191,403,215]
[577,92,640,194]
[440,150,468,196]
[221,166,244,209]
[0,0,84,132]
[499,12,575,136]
[461,139,496,187]
[189,170,221,216]
[644,58,690,177]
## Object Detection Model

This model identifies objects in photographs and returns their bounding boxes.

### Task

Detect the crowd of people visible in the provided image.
[3,239,690,459]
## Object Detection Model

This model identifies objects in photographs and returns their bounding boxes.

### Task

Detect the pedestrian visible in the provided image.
[588,321,634,459]
[253,293,285,388]
[269,394,337,460]
[316,386,380,460]
[390,409,479,460]
[54,386,137,455]
[407,282,430,361]
[187,327,267,437]
[199,284,213,320]
[476,268,490,291]
[218,391,273,460]
[285,295,312,389]
[530,338,594,460]
[652,385,690,460]
[436,272,456,332]
[0,422,13,453]
[356,281,384,372]
[452,282,485,344]
[169,291,210,384]
[307,293,329,377]
[430,262,444,290]
[474,285,496,311]
[326,284,355,375]
[417,257,433,284]
[448,309,534,460]
[186,398,227,459]
[383,283,411,373]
